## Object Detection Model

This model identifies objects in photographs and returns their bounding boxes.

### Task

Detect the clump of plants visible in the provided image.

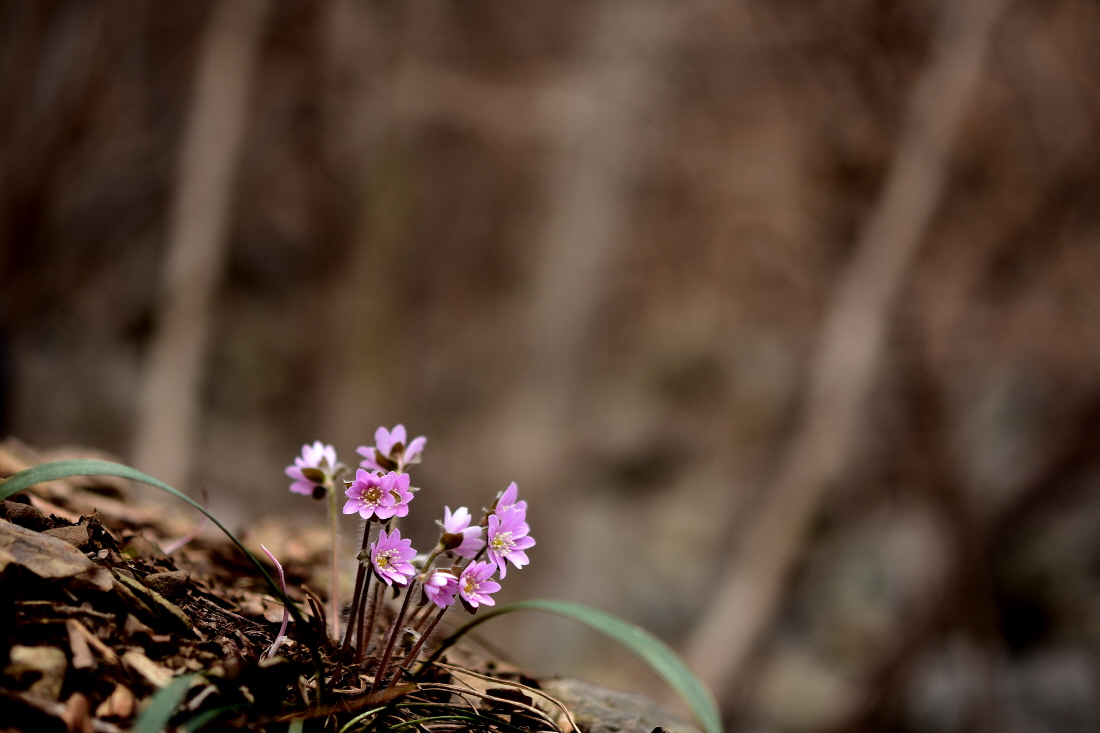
[0,426,721,733]
[284,427,534,702]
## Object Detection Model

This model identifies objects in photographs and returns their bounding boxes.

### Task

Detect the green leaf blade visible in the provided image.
[129,674,195,733]
[431,599,723,733]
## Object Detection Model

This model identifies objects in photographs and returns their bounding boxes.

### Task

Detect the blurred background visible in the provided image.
[3,0,1100,730]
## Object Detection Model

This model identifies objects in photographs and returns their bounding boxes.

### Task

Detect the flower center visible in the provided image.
[464,576,479,595]
[491,532,514,553]
[376,550,394,570]
[364,487,382,504]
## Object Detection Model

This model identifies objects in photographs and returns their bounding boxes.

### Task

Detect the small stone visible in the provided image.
[0,500,48,531]
[540,678,702,733]
[120,535,164,560]
[144,570,190,598]
[43,524,90,549]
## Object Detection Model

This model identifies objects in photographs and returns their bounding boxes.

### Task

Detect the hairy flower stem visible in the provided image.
[388,606,447,689]
[342,566,364,651]
[340,521,374,656]
[325,477,340,642]
[369,580,417,695]
[356,580,381,665]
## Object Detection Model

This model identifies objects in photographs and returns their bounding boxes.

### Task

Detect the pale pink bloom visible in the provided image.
[343,469,396,520]
[487,507,535,578]
[286,441,337,496]
[423,569,459,609]
[370,528,416,586]
[440,506,485,559]
[381,472,415,518]
[458,561,500,608]
[357,424,427,472]
[496,482,528,513]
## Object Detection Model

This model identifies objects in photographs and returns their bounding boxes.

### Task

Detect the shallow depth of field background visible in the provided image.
[3,1,1100,731]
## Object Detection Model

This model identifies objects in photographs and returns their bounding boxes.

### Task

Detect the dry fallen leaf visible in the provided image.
[61,691,95,733]
[95,683,136,719]
[66,619,95,669]
[67,617,119,665]
[0,522,111,590]
[121,649,175,689]
[5,645,68,699]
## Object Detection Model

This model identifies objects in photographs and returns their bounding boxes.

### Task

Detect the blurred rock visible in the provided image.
[541,677,701,733]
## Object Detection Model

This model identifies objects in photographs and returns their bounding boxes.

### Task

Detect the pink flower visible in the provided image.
[381,472,415,518]
[342,469,396,520]
[439,506,485,559]
[286,441,337,496]
[496,482,528,513]
[487,506,535,578]
[458,562,500,608]
[356,424,427,472]
[423,569,459,608]
[370,528,416,586]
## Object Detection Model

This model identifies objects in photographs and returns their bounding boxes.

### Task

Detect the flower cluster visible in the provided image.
[284,424,535,688]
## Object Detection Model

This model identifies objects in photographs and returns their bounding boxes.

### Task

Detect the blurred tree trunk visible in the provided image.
[132,0,270,489]
[684,0,1009,706]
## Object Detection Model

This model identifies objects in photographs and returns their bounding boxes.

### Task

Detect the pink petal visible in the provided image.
[405,436,426,459]
[374,426,392,455]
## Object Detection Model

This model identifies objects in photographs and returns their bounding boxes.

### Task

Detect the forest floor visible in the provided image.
[0,441,694,733]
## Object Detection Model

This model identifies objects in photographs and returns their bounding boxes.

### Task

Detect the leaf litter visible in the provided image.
[0,441,593,733]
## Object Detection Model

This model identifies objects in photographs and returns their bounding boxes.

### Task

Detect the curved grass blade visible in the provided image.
[425,599,723,733]
[182,704,248,732]
[0,459,328,701]
[337,706,386,733]
[0,460,271,583]
[129,673,195,733]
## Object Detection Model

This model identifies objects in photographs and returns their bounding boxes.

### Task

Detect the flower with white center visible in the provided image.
[486,506,535,578]
[342,469,397,520]
[370,528,416,586]
[458,562,500,608]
